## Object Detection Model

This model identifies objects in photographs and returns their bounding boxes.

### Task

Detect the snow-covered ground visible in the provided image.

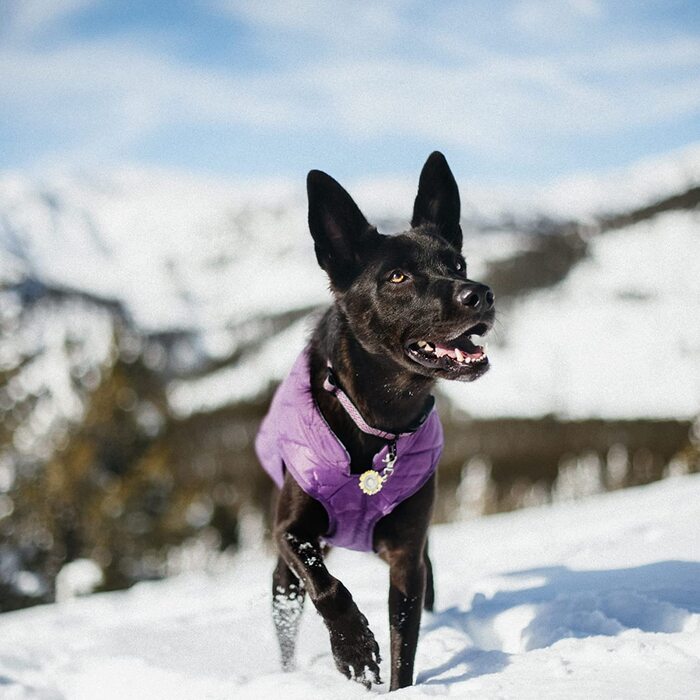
[2,473,698,699]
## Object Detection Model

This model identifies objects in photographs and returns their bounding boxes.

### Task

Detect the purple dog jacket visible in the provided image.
[255,348,444,552]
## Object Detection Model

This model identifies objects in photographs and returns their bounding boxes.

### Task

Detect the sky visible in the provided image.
[1,0,699,183]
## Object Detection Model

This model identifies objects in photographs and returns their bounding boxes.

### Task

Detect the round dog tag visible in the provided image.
[358,469,384,495]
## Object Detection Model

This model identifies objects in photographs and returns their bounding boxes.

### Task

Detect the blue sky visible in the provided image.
[1,0,699,183]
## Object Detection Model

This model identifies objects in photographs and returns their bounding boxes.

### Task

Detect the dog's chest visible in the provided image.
[255,348,444,551]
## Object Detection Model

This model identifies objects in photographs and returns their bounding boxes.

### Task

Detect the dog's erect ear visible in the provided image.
[411,151,462,250]
[307,169,379,286]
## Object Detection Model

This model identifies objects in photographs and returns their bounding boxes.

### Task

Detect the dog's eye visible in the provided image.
[455,260,465,274]
[389,270,407,284]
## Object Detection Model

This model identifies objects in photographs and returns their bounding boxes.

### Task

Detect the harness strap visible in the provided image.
[323,365,416,441]
[323,368,398,440]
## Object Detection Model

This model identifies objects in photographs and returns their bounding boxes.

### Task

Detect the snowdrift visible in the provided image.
[1,474,698,699]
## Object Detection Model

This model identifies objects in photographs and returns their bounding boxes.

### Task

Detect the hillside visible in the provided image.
[1,473,698,699]
[1,146,699,423]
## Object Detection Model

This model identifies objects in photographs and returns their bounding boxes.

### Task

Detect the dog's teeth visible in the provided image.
[417,340,427,348]
[454,348,464,363]
[424,343,434,352]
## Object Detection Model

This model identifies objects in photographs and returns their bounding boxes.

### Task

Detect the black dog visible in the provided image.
[262,152,495,690]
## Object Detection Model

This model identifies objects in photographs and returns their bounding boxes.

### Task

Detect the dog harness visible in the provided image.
[255,348,443,552]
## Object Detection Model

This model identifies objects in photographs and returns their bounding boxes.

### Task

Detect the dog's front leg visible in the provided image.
[276,529,382,686]
[375,476,435,690]
[386,548,426,690]
[272,555,306,670]
[274,477,381,687]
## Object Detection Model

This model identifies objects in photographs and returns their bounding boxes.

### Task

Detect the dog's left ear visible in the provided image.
[411,151,462,250]
[307,169,379,288]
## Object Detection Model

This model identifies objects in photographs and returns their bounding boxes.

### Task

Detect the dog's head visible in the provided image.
[307,152,495,382]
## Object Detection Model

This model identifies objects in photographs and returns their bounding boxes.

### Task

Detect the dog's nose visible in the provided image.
[456,284,495,310]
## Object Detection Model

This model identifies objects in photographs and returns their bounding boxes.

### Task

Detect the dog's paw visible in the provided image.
[327,609,382,689]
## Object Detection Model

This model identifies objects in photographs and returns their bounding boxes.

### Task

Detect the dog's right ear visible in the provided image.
[307,170,379,287]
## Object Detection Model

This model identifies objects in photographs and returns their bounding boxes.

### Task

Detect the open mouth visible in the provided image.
[404,322,490,374]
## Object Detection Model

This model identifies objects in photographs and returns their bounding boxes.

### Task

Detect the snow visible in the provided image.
[1,473,699,699]
[168,316,313,417]
[54,560,104,603]
[0,168,320,334]
[441,209,700,419]
[354,141,700,223]
[0,291,114,460]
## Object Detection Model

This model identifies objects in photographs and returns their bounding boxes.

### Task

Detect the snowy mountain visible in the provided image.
[2,145,698,422]
[1,473,698,699]
[441,207,700,418]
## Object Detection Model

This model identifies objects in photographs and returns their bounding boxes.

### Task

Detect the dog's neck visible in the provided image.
[310,307,435,438]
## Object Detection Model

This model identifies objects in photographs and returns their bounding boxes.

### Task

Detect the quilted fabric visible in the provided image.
[255,348,443,552]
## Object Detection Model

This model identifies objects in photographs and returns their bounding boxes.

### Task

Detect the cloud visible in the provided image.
[212,0,407,44]
[1,0,97,43]
[0,36,309,166]
[510,0,603,38]
[1,1,699,170]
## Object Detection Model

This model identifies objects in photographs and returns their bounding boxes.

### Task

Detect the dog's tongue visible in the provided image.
[434,342,484,360]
